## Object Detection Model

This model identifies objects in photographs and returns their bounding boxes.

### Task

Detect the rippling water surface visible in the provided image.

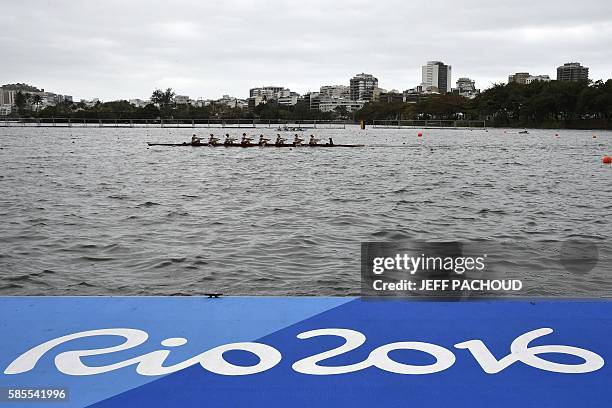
[0,126,610,295]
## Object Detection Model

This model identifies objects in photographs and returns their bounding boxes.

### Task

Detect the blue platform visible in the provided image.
[0,297,610,407]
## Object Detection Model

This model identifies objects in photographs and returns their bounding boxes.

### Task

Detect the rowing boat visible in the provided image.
[147,142,365,148]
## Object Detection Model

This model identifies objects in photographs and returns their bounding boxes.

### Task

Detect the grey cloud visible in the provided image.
[1,0,611,100]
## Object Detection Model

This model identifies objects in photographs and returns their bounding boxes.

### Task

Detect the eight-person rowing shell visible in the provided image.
[178,133,360,148]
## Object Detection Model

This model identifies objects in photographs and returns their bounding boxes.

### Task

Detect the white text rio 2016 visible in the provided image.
[4,327,604,377]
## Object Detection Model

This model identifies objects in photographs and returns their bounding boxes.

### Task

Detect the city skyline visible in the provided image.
[2,0,611,101]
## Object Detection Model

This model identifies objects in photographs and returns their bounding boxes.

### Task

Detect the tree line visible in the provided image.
[355,80,612,129]
[6,80,612,129]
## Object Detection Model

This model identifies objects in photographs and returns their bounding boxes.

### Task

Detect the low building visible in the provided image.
[557,62,589,81]
[454,77,479,99]
[0,88,17,105]
[320,85,350,99]
[508,72,531,84]
[525,75,551,84]
[215,95,243,108]
[174,95,190,105]
[0,104,12,115]
[377,90,404,104]
[402,86,427,103]
[248,95,268,110]
[249,86,285,99]
[190,99,210,108]
[80,98,100,108]
[129,99,150,108]
[303,92,320,110]
[318,97,364,113]
[509,72,552,85]
[277,90,300,106]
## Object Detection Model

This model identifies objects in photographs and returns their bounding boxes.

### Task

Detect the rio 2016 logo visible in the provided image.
[4,327,604,377]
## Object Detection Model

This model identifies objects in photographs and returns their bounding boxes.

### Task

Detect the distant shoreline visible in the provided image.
[1,118,611,130]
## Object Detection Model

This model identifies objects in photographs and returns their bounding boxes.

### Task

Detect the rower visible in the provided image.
[208,133,220,145]
[224,133,236,145]
[308,134,320,146]
[293,134,303,146]
[258,135,270,146]
[191,134,201,145]
[241,133,253,146]
[275,134,285,146]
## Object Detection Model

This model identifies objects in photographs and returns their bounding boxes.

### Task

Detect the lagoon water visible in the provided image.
[0,126,610,296]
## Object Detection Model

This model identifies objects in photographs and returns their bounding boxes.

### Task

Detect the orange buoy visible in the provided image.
[417,131,423,137]
[603,156,612,164]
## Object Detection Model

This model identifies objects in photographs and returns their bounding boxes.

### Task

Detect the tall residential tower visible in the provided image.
[349,73,378,101]
[421,61,452,93]
[556,63,589,81]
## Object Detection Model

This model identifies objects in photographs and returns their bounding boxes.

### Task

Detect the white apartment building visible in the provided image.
[319,85,350,99]
[80,98,100,108]
[277,90,300,106]
[0,89,16,105]
[349,73,378,101]
[421,61,452,93]
[129,99,150,108]
[215,95,239,108]
[247,86,299,109]
[0,104,12,115]
[525,75,551,84]
[318,97,364,113]
[249,86,285,99]
[455,78,479,99]
[174,95,190,105]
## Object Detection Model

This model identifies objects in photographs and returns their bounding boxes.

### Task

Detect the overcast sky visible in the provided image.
[2,0,611,101]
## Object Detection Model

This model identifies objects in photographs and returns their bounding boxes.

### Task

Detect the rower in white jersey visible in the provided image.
[293,134,303,146]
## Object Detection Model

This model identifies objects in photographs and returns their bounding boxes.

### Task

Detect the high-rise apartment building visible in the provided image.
[349,73,378,101]
[556,63,589,81]
[421,61,452,93]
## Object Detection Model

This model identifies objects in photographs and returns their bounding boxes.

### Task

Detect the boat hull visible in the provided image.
[147,142,364,148]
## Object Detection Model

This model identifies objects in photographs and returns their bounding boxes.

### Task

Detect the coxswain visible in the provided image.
[224,133,236,145]
[275,134,285,146]
[241,133,253,146]
[208,133,220,145]
[308,134,319,145]
[293,134,303,146]
[191,134,201,145]
[258,135,270,146]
